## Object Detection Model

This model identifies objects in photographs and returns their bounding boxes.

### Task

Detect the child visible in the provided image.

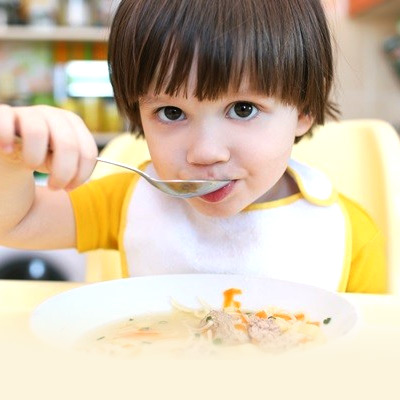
[0,0,386,293]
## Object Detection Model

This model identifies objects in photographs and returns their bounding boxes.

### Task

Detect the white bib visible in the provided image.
[122,160,348,291]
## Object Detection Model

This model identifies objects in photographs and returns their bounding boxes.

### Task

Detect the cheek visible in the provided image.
[241,126,295,169]
[146,144,174,179]
[143,133,186,180]
[267,118,298,153]
[239,122,296,188]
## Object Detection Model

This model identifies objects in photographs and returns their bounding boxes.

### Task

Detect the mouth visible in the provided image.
[199,180,237,203]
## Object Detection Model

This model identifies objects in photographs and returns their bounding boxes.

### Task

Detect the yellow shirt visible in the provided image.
[69,167,387,294]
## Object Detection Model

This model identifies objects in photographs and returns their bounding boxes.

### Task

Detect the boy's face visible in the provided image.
[139,86,312,217]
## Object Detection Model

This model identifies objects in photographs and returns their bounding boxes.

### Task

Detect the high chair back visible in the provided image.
[292,119,400,294]
[86,120,400,294]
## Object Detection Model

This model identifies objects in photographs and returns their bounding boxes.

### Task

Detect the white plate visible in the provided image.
[30,274,358,348]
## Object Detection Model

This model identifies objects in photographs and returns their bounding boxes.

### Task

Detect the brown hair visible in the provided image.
[108,0,338,142]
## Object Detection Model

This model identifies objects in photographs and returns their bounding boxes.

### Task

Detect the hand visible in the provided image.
[0,104,98,190]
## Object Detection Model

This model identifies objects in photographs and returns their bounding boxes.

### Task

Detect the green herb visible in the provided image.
[194,333,200,338]
[96,336,105,341]
[323,317,332,325]
[129,318,134,322]
[142,341,152,345]
[213,338,223,345]
[206,316,213,322]
[158,320,168,324]
[268,316,276,320]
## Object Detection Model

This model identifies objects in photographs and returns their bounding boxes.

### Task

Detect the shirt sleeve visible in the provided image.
[68,172,138,252]
[340,194,388,294]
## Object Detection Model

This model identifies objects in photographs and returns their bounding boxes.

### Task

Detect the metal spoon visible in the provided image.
[12,136,231,198]
[96,157,231,198]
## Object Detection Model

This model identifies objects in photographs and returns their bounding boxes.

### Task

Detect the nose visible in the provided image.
[186,125,230,166]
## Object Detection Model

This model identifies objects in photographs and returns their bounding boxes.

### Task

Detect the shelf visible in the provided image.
[0,26,109,42]
[350,0,400,17]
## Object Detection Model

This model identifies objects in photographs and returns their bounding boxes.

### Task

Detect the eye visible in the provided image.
[157,106,185,122]
[227,102,258,120]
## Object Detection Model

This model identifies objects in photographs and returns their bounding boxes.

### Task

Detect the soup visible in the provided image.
[78,288,330,358]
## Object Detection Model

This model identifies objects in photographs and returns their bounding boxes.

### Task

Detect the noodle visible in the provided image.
[78,288,329,358]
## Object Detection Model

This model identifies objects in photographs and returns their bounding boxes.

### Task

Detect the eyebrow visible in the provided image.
[140,95,172,104]
[140,91,278,106]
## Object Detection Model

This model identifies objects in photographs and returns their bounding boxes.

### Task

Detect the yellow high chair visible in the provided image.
[86,120,400,294]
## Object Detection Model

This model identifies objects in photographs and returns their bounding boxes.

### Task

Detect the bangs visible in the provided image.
[143,2,280,100]
[109,0,337,134]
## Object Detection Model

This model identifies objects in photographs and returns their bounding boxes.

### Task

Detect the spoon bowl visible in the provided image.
[96,157,231,198]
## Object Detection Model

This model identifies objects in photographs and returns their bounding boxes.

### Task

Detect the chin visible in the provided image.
[188,200,242,218]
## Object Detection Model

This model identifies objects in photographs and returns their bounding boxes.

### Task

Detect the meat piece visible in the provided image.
[199,310,248,345]
[248,316,304,351]
[247,316,282,344]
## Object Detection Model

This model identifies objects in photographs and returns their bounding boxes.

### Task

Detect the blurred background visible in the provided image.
[325,0,400,131]
[0,0,124,148]
[0,0,399,281]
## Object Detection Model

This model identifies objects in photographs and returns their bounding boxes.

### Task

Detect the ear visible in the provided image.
[295,113,314,138]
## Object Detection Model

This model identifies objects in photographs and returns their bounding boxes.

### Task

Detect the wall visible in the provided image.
[324,0,400,129]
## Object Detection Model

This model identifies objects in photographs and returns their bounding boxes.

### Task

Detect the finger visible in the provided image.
[64,112,98,190]
[37,106,80,190]
[0,104,16,153]
[14,107,50,169]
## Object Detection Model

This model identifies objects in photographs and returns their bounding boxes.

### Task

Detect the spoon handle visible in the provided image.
[96,157,150,180]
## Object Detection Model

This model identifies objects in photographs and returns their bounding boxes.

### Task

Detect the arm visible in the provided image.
[0,104,98,250]
[347,229,387,294]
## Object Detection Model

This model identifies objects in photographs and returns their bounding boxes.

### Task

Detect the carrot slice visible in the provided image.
[238,313,249,324]
[255,311,267,319]
[223,288,242,309]
[234,324,247,332]
[273,313,292,321]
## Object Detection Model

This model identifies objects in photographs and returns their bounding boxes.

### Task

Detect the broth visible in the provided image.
[78,306,327,359]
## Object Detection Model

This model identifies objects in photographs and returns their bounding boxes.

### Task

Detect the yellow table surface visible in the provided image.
[1,279,400,400]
